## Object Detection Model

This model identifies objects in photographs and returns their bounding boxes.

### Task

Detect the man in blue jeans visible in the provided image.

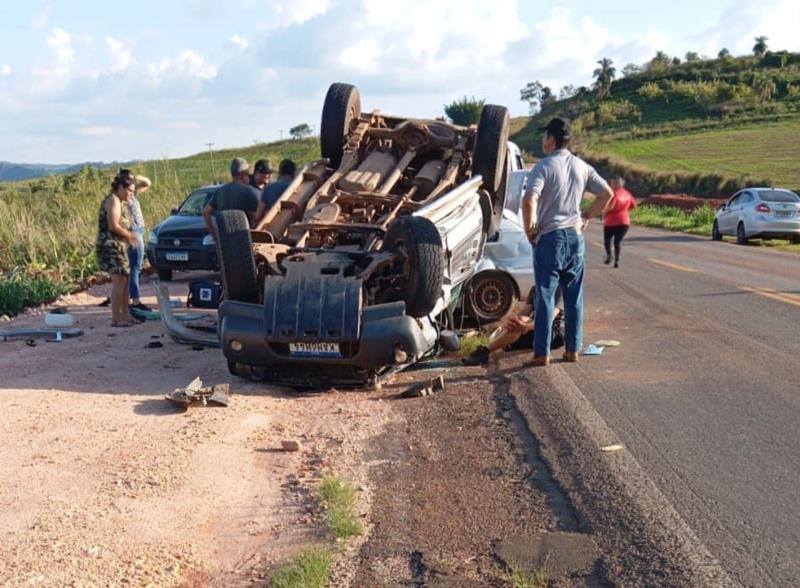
[521,117,614,366]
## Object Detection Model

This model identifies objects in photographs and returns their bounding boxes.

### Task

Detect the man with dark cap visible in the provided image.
[250,159,273,192]
[521,117,614,367]
[255,158,297,224]
[203,157,260,235]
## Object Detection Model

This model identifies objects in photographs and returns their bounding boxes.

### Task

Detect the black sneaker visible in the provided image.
[603,254,612,265]
[98,297,111,307]
[614,259,620,268]
[462,346,490,366]
[131,302,153,312]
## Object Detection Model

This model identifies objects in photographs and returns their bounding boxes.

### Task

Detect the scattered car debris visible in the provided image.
[146,341,164,349]
[601,444,624,452]
[582,344,605,356]
[1,328,84,343]
[594,339,620,347]
[156,283,220,348]
[401,375,445,398]
[281,440,302,452]
[44,312,74,328]
[164,377,230,408]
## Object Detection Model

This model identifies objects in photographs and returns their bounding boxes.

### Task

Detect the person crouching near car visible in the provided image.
[96,170,140,327]
[521,117,613,366]
[128,174,152,312]
[462,288,565,366]
[602,176,636,268]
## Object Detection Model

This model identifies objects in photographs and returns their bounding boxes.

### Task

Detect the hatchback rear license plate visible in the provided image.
[289,342,341,357]
[775,210,795,217]
[165,251,189,261]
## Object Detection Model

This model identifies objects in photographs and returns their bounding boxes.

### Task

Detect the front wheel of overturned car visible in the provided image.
[473,104,510,227]
[216,210,259,303]
[157,268,173,282]
[320,83,361,170]
[468,271,517,324]
[382,216,445,318]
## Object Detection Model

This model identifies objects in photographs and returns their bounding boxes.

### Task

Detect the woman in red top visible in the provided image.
[603,177,637,268]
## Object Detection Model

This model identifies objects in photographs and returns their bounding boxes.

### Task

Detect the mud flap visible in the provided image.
[156,282,220,348]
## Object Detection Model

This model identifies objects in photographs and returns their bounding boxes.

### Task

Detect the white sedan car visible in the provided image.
[713,187,800,244]
[467,169,534,323]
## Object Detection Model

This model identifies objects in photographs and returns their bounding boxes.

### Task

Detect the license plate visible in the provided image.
[289,342,341,357]
[165,251,189,261]
[775,210,794,217]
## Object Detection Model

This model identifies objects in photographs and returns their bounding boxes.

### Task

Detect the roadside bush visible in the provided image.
[0,270,70,316]
[637,82,663,100]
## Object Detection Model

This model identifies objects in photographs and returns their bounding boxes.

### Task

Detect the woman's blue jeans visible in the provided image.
[128,229,145,301]
[533,228,585,356]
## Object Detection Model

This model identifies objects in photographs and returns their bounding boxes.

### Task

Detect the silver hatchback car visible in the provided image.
[712,188,800,244]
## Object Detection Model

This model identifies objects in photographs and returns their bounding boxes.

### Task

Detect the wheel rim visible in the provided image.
[472,276,513,320]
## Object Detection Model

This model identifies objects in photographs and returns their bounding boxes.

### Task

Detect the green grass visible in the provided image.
[317,476,363,540]
[0,270,70,316]
[270,545,332,588]
[459,333,490,357]
[598,119,800,190]
[629,203,717,234]
[506,557,549,588]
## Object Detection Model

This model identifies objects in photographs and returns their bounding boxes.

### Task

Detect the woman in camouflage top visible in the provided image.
[96,170,139,326]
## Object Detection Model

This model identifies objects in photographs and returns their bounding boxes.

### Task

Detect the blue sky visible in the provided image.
[0,0,797,163]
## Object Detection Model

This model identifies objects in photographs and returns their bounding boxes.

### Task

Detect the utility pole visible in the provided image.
[205,142,216,179]
[252,139,260,146]
[279,129,284,140]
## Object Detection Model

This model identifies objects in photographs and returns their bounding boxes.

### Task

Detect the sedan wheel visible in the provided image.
[736,222,748,245]
[468,272,516,324]
[711,221,722,241]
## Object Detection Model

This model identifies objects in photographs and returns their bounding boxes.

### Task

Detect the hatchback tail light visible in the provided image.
[755,203,771,213]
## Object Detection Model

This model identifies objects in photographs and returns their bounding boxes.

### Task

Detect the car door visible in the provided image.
[718,193,741,234]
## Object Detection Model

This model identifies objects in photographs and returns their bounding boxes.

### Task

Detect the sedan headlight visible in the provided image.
[202,234,215,246]
[148,231,158,245]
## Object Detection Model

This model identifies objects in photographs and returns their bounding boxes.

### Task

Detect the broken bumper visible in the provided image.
[218,300,437,387]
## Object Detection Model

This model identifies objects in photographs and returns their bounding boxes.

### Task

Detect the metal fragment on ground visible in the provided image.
[0,328,84,342]
[401,375,445,398]
[165,378,230,408]
[601,443,624,452]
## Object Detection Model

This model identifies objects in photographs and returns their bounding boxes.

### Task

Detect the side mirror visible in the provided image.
[718,205,726,211]
[171,208,179,215]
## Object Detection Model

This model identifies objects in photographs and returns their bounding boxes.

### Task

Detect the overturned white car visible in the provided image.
[215,83,510,387]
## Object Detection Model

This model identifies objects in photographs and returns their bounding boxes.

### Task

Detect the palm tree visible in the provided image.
[593,58,616,99]
[753,36,768,56]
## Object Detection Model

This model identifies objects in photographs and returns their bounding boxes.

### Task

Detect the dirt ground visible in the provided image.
[0,274,396,586]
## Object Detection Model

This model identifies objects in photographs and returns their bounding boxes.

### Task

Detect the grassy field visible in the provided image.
[598,119,800,190]
[0,138,319,314]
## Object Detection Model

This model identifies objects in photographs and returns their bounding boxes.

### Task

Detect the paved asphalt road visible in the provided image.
[572,224,800,586]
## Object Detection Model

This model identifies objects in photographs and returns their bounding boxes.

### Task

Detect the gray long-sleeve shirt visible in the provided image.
[526,149,610,237]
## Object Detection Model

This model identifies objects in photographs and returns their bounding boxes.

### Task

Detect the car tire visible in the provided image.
[382,216,445,318]
[468,271,517,324]
[473,104,510,225]
[320,83,361,170]
[711,220,722,241]
[736,222,748,245]
[157,268,173,282]
[216,210,259,303]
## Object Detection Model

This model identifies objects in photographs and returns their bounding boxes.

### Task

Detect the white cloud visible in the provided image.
[229,34,248,50]
[0,65,11,77]
[271,0,331,26]
[47,27,74,67]
[30,2,53,29]
[146,50,217,83]
[106,37,133,73]
[77,126,115,137]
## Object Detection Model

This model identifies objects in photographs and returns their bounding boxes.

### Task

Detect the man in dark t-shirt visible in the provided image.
[203,157,260,235]
[255,159,296,224]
